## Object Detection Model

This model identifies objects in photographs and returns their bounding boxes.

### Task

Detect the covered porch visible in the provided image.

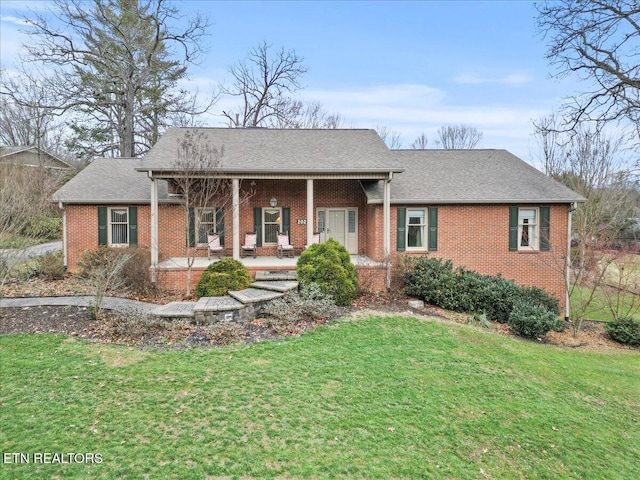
[155,254,387,293]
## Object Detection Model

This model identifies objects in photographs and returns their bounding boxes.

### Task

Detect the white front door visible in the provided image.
[327,209,346,246]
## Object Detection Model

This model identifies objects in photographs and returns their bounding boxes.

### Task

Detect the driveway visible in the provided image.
[0,240,62,268]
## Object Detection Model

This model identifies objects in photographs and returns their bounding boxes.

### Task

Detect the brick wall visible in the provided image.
[63,191,571,307]
[380,204,570,307]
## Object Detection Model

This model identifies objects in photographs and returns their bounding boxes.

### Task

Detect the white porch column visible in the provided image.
[150,175,159,285]
[59,202,67,268]
[306,179,314,246]
[565,203,575,321]
[232,178,240,260]
[383,174,392,289]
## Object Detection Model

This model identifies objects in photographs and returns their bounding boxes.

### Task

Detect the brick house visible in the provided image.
[52,128,584,313]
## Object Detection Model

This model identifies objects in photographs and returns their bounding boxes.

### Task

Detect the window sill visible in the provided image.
[517,249,539,254]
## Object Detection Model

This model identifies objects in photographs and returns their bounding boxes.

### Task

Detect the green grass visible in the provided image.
[1,316,638,479]
[571,286,640,322]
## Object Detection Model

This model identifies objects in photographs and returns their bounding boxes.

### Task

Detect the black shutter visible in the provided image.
[188,207,196,247]
[98,207,107,246]
[282,207,291,235]
[397,207,406,252]
[509,206,518,251]
[215,207,225,246]
[540,206,550,251]
[128,207,138,246]
[253,207,262,247]
[428,207,438,251]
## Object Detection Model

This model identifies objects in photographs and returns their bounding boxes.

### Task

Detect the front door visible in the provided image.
[327,209,346,246]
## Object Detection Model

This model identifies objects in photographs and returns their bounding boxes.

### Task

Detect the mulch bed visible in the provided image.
[1,277,638,352]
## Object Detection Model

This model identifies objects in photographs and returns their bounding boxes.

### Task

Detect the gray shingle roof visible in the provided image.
[139,127,401,173]
[0,145,73,169]
[52,157,169,204]
[362,149,585,204]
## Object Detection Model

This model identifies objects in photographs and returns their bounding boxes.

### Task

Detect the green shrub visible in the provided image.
[36,251,66,280]
[606,317,640,346]
[508,302,563,339]
[406,256,560,324]
[296,239,358,306]
[22,216,62,239]
[261,282,337,323]
[78,247,151,292]
[195,258,252,298]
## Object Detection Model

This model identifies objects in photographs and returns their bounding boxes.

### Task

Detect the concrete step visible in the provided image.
[254,270,297,281]
[251,280,298,293]
[228,288,284,304]
[152,301,197,318]
[193,296,246,323]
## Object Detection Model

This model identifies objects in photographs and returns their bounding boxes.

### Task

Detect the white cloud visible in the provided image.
[1,15,31,26]
[453,72,533,85]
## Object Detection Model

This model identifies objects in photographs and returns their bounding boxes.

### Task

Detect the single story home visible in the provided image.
[0,145,73,171]
[52,128,584,314]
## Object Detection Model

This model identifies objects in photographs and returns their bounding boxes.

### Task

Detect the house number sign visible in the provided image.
[296,219,307,225]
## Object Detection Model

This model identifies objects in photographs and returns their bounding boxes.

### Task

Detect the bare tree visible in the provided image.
[0,70,69,158]
[270,100,346,129]
[534,116,638,335]
[6,0,214,159]
[0,163,62,296]
[410,133,429,149]
[170,130,252,296]
[435,124,483,149]
[222,42,308,128]
[375,125,402,149]
[536,0,640,139]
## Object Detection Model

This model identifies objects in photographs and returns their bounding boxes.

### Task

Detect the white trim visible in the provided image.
[195,207,217,247]
[517,207,539,251]
[263,207,282,245]
[405,208,428,251]
[107,207,129,247]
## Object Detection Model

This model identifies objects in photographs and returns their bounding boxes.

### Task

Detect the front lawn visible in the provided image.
[1,315,638,479]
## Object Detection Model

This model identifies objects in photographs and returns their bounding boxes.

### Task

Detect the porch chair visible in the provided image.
[304,232,321,249]
[276,232,295,258]
[240,232,257,258]
[207,232,224,259]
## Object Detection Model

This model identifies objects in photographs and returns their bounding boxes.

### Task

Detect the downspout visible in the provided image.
[58,201,67,269]
[149,172,159,287]
[384,172,393,290]
[565,202,577,321]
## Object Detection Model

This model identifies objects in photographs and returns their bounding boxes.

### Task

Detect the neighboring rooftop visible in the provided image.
[0,145,73,170]
[138,127,403,173]
[362,149,586,204]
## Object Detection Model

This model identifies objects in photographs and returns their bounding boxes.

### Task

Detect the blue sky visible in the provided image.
[0,0,577,162]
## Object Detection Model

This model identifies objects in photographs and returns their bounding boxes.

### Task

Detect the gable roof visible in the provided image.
[52,157,169,204]
[362,149,586,204]
[138,127,402,174]
[0,145,73,169]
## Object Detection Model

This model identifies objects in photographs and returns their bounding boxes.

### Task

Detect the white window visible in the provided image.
[263,208,281,245]
[197,208,217,246]
[407,209,426,249]
[518,208,538,250]
[108,207,128,246]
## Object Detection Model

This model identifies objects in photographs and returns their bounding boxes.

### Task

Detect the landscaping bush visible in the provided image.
[78,247,151,292]
[36,251,66,280]
[195,258,252,298]
[606,317,640,346]
[21,216,62,239]
[508,302,563,339]
[261,282,337,323]
[296,239,358,306]
[406,256,560,324]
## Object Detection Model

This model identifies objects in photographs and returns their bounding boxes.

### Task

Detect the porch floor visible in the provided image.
[157,255,382,270]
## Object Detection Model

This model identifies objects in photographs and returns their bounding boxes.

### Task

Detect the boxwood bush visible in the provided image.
[297,239,358,306]
[606,317,640,346]
[406,256,560,328]
[508,302,563,339]
[195,258,252,298]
